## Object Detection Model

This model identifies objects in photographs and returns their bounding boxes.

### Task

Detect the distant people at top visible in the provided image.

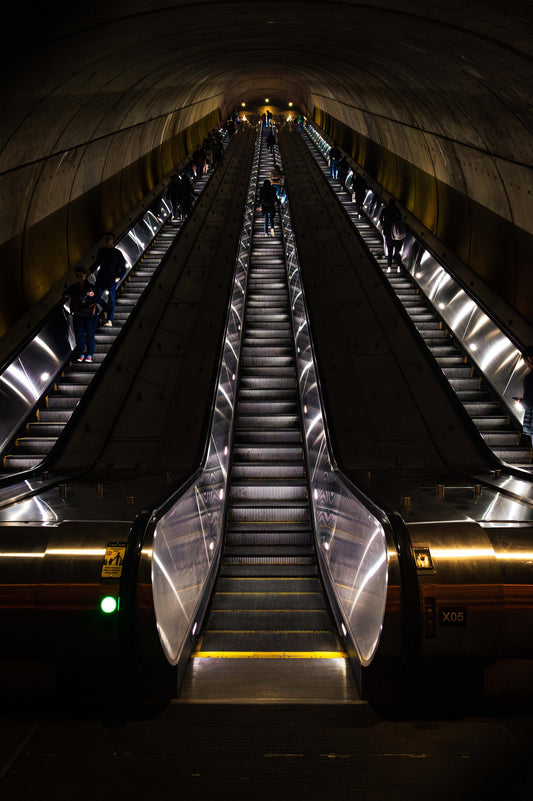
[328,144,341,179]
[90,232,126,327]
[379,198,405,273]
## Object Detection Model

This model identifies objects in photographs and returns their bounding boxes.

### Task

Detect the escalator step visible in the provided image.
[211,590,325,611]
[230,463,305,479]
[225,529,312,546]
[216,576,322,593]
[229,483,308,501]
[200,630,339,652]
[26,423,65,437]
[2,456,43,471]
[206,608,332,631]
[14,438,55,454]
[232,446,303,462]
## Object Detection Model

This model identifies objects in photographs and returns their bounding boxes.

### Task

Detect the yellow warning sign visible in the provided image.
[101,542,127,578]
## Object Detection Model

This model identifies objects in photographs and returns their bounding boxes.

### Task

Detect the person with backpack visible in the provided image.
[63,266,106,363]
[379,198,405,273]
[337,156,350,190]
[258,179,279,237]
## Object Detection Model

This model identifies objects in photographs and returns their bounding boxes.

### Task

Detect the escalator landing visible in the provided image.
[178,654,361,703]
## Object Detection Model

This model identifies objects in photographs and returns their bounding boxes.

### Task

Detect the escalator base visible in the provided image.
[178,656,361,703]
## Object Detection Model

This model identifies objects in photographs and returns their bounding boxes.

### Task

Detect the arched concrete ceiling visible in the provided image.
[0,1,532,340]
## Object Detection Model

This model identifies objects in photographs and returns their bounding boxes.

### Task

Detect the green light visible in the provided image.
[100,596,118,614]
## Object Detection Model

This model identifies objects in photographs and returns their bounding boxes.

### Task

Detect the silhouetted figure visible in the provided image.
[329,144,341,178]
[90,232,126,326]
[337,156,349,189]
[266,131,276,154]
[352,172,367,216]
[258,179,279,236]
[379,198,405,272]
[63,266,105,363]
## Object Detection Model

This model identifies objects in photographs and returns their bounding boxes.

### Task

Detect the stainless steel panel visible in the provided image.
[0,309,75,453]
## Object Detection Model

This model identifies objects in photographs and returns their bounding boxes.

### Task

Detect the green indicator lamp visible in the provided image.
[100,596,118,614]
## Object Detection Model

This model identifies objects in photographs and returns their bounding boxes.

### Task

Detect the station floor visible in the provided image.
[1,668,533,801]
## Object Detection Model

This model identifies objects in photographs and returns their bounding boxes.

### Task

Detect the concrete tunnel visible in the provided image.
[0,0,532,356]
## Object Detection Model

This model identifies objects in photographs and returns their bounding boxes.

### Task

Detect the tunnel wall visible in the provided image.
[313,107,533,330]
[0,108,220,341]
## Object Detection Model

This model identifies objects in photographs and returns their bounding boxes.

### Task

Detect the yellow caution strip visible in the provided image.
[192,651,348,659]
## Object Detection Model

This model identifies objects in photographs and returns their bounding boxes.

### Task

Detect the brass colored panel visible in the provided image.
[24,204,70,304]
[0,236,24,339]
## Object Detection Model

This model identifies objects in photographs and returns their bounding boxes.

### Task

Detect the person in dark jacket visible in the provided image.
[90,232,126,326]
[328,144,341,178]
[192,144,207,180]
[169,173,195,220]
[379,198,403,272]
[514,346,533,443]
[337,156,349,189]
[265,131,276,154]
[63,267,105,363]
[351,172,367,216]
[258,179,279,236]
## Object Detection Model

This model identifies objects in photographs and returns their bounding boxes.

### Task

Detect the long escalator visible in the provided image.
[1,161,218,475]
[301,126,532,471]
[180,127,357,702]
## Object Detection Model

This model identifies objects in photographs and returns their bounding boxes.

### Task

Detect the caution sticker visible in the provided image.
[101,542,127,578]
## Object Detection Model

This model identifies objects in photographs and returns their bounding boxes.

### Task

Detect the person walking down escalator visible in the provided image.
[192,144,207,181]
[169,173,195,220]
[328,144,341,179]
[63,267,105,363]
[90,232,127,326]
[337,156,350,191]
[379,198,405,273]
[266,131,276,154]
[258,179,279,237]
[352,172,367,217]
